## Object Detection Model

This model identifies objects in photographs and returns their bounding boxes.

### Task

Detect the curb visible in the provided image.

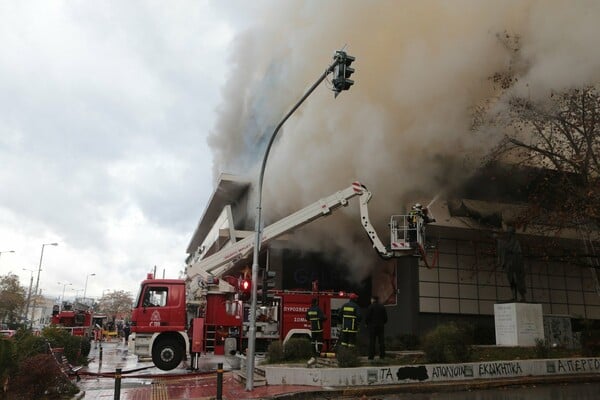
[268,373,600,399]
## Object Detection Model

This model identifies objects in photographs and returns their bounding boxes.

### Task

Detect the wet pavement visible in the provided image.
[76,339,321,399]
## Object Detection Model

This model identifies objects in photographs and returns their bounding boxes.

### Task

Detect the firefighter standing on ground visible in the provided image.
[365,295,387,359]
[339,293,361,348]
[306,298,326,355]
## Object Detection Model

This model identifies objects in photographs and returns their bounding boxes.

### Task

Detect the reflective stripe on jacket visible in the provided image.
[306,307,324,332]
[340,301,361,333]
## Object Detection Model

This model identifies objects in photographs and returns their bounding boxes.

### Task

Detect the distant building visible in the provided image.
[30,295,55,329]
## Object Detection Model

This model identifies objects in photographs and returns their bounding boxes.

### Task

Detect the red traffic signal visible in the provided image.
[241,279,251,292]
[239,278,252,301]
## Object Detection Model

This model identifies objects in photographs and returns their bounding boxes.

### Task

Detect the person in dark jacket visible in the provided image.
[306,298,327,355]
[365,295,388,359]
[339,293,361,348]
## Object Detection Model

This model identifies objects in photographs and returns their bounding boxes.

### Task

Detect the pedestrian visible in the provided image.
[339,293,361,349]
[123,323,131,344]
[306,298,326,355]
[365,295,387,360]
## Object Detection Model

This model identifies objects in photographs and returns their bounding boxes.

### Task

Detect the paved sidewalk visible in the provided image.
[76,340,320,399]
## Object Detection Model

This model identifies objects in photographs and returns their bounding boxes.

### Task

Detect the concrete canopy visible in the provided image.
[186,173,250,256]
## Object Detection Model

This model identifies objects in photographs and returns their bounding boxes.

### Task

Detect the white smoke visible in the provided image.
[208,0,600,280]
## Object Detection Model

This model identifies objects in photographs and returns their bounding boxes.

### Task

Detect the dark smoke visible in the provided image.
[208,0,600,280]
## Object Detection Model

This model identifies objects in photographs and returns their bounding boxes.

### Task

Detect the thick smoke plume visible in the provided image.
[208,1,600,280]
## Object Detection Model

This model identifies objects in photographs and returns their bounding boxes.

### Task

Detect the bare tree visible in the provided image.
[97,290,133,321]
[475,33,600,290]
[473,32,599,229]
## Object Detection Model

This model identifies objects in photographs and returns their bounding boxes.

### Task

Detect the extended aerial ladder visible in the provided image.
[186,181,431,291]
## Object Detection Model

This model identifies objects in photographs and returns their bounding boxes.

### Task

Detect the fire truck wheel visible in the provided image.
[152,338,183,371]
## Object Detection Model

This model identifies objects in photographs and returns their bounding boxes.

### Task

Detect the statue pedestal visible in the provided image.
[494,303,544,346]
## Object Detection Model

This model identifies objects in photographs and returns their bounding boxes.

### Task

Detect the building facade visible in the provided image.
[187,173,600,341]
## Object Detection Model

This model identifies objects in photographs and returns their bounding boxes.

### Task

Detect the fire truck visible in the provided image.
[50,302,106,340]
[130,181,431,370]
[50,303,94,338]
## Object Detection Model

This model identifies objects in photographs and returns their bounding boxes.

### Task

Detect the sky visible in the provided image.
[0,1,238,301]
[1,1,599,302]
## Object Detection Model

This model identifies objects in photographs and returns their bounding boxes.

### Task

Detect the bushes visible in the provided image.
[0,338,17,390]
[266,341,284,363]
[266,337,312,363]
[42,326,88,364]
[6,353,78,399]
[422,322,472,363]
[14,331,48,361]
[283,338,313,361]
[580,329,600,357]
[388,334,420,351]
[3,328,84,398]
[534,338,550,359]
[336,346,360,368]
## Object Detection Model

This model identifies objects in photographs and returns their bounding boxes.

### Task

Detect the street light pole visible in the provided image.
[31,242,58,327]
[58,281,72,307]
[83,273,96,302]
[245,51,354,390]
[22,268,34,323]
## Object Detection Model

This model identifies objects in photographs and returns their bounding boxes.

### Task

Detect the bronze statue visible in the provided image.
[497,226,526,302]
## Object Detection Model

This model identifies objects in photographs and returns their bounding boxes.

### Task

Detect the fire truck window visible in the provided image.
[142,287,168,307]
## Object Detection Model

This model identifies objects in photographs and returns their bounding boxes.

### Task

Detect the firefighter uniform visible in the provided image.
[339,295,361,348]
[306,299,326,355]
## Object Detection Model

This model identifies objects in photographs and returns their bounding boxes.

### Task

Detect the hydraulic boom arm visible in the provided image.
[186,181,396,282]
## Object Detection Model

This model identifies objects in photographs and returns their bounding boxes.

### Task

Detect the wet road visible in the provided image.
[330,382,600,400]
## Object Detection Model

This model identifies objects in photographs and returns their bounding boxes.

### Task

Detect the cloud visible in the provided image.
[0,1,232,298]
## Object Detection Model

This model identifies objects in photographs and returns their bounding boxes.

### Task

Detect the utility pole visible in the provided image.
[245,49,356,390]
[31,242,58,328]
[22,268,34,324]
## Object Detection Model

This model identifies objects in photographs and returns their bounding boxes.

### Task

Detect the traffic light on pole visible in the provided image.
[332,50,355,97]
[261,270,276,305]
[239,278,251,302]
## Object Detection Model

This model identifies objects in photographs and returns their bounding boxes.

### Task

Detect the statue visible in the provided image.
[496,226,526,302]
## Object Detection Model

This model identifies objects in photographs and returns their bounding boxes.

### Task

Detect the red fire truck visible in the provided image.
[50,302,110,340]
[130,181,430,370]
[50,303,94,338]
[131,273,353,370]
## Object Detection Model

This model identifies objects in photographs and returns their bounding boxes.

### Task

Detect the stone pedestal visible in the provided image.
[494,303,544,346]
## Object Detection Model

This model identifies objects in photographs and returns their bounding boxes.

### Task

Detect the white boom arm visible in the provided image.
[186,181,397,284]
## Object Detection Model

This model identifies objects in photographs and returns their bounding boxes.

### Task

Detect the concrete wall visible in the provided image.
[265,357,600,387]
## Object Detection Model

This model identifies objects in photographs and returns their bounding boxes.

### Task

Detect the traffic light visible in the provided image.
[332,50,355,97]
[260,269,276,305]
[239,278,251,302]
